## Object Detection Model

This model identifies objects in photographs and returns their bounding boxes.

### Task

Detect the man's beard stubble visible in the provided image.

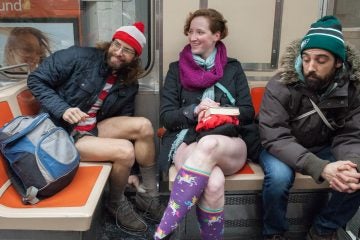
[106,54,136,75]
[304,71,336,92]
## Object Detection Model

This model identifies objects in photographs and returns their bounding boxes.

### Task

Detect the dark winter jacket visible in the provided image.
[27,46,139,133]
[158,58,261,171]
[259,40,360,183]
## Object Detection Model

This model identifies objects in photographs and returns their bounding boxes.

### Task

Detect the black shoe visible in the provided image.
[106,197,148,233]
[134,192,166,222]
[306,226,337,240]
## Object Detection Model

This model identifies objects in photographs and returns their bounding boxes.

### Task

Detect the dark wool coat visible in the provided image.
[259,40,360,183]
[27,46,138,133]
[158,58,261,171]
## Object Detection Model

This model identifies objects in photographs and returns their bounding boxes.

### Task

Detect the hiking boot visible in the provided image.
[306,226,337,240]
[135,192,166,222]
[106,197,148,233]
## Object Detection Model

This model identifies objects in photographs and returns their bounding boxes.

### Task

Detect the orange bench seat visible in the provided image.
[0,154,111,231]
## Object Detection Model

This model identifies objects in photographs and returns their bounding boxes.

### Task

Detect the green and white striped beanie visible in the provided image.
[300,15,345,62]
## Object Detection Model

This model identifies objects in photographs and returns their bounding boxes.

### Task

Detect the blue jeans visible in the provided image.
[259,148,360,236]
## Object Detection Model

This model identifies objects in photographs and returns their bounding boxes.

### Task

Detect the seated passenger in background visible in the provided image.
[258,16,360,240]
[27,22,164,234]
[155,8,260,240]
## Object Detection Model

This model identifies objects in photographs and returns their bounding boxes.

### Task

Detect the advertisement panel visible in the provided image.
[0,0,80,71]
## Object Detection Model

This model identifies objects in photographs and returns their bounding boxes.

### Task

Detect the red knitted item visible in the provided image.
[195,114,239,132]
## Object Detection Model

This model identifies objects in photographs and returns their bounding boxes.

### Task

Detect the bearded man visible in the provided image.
[27,22,164,234]
[258,16,360,240]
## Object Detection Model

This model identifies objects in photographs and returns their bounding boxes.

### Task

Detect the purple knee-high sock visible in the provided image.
[196,204,224,240]
[154,165,210,239]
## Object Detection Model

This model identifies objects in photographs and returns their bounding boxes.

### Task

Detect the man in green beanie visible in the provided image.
[258,15,360,240]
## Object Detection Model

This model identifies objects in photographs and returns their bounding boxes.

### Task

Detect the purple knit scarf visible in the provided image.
[179,41,228,90]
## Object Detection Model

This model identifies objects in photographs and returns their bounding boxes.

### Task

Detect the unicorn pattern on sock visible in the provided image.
[176,172,197,186]
[170,222,178,231]
[184,196,198,209]
[169,199,180,216]
[204,215,223,226]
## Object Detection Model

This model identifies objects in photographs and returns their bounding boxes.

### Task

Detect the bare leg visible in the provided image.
[156,135,247,239]
[96,116,163,221]
[175,135,246,209]
[75,136,135,201]
[97,116,155,167]
[75,116,157,232]
[174,135,247,176]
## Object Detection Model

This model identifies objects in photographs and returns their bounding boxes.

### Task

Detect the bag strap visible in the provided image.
[23,186,40,204]
[0,178,40,204]
[292,109,317,121]
[215,82,236,106]
[292,98,335,131]
[309,98,335,131]
[0,179,11,198]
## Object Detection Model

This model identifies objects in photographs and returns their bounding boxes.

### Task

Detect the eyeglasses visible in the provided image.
[111,40,136,56]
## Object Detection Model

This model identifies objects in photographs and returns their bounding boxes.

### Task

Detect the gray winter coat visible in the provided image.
[259,40,360,183]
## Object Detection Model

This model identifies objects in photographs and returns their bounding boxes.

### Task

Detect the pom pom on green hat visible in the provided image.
[300,15,345,62]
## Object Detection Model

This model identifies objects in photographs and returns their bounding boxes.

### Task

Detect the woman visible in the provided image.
[155,8,257,239]
[4,27,51,72]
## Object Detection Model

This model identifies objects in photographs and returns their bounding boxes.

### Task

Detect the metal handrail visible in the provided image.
[0,64,30,81]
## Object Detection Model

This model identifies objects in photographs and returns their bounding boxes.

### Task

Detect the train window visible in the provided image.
[0,1,82,72]
[0,0,153,78]
[326,0,360,50]
[81,0,152,71]
[80,0,155,91]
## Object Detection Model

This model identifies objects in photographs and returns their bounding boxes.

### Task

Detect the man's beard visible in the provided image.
[304,71,336,92]
[107,54,133,72]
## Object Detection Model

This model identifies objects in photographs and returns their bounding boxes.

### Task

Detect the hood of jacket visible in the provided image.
[277,39,360,86]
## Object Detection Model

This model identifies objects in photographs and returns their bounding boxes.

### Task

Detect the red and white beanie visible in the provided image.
[112,22,146,56]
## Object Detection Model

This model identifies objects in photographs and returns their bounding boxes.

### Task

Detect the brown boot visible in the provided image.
[106,197,148,232]
[134,192,166,222]
[306,226,337,240]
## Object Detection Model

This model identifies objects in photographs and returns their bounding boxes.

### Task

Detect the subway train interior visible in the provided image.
[0,0,360,239]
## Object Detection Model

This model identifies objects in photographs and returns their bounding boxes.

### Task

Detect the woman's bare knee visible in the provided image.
[196,136,219,157]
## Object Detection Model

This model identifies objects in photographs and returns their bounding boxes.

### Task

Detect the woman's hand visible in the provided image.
[194,98,219,120]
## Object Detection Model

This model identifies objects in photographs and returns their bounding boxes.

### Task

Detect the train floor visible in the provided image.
[96,192,309,240]
[99,211,158,240]
[98,192,168,240]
